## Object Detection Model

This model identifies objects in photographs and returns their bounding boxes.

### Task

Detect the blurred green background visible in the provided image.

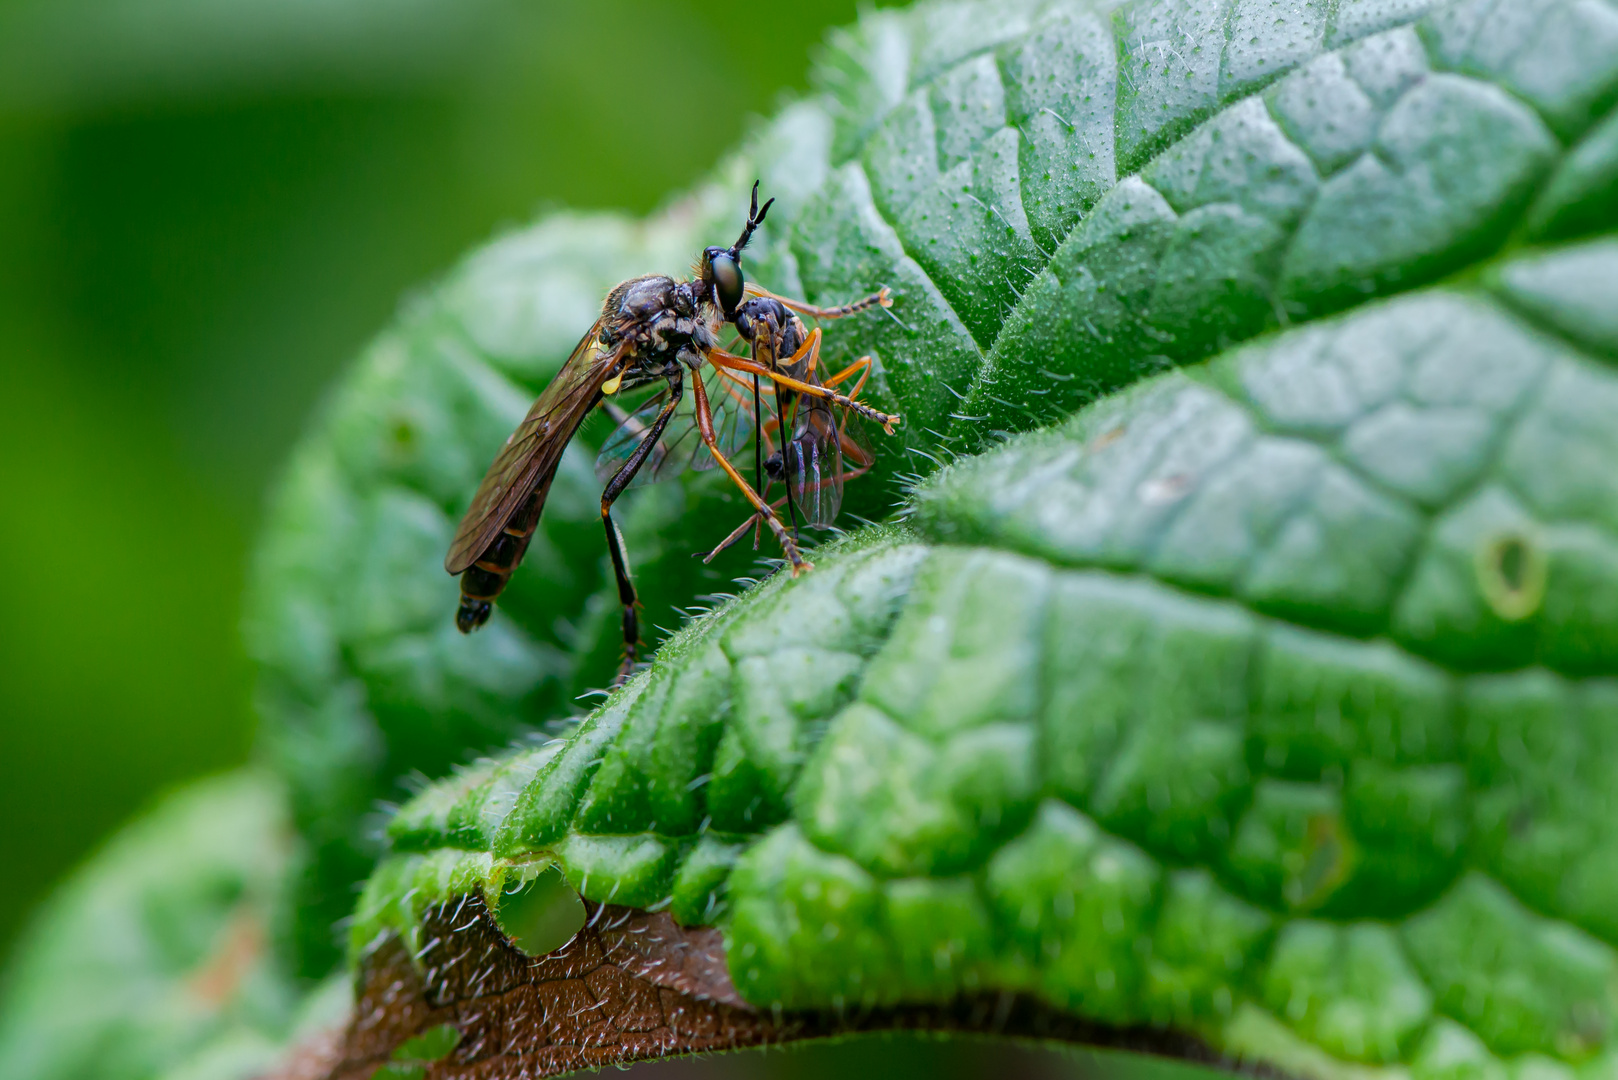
[0,0,869,967]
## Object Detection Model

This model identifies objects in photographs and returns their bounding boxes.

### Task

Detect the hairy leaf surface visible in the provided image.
[235,0,1618,1075]
[0,771,349,1080]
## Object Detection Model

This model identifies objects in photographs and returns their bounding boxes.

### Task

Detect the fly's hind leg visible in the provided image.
[600,377,684,685]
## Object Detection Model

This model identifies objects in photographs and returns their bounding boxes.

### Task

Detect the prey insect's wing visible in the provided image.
[834,407,874,474]
[779,396,846,528]
[593,364,756,487]
[446,319,620,574]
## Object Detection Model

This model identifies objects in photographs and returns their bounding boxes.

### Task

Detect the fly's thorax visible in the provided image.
[669,280,701,317]
[647,308,701,355]
[608,274,677,318]
[676,321,720,371]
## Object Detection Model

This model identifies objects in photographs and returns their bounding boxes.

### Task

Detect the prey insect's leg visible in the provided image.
[706,347,900,432]
[702,457,876,564]
[705,343,881,565]
[776,328,873,397]
[820,354,874,448]
[743,283,891,320]
[691,368,809,575]
[823,355,873,394]
[703,514,760,564]
[600,376,683,684]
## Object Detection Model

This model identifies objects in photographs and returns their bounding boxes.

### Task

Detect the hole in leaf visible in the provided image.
[1498,537,1526,589]
[391,1022,461,1064]
[1476,530,1547,622]
[496,865,586,957]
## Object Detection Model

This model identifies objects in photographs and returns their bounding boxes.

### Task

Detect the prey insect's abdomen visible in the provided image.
[455,483,545,632]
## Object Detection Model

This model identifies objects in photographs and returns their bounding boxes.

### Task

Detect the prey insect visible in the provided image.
[444,183,898,682]
[695,292,879,561]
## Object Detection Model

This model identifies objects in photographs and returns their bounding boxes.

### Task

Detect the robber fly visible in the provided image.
[444,184,898,680]
[597,283,881,556]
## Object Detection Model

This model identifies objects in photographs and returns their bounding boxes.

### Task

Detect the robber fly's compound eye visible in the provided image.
[710,251,744,315]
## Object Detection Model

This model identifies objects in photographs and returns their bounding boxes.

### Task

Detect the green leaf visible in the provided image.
[0,770,348,1080]
[244,0,1618,1073]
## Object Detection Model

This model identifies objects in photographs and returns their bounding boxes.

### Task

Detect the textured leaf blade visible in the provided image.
[333,233,1618,1079]
[225,0,1618,1072]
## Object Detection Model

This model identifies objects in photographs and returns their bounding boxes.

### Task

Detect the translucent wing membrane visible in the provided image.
[776,394,875,528]
[446,320,617,574]
[593,367,757,489]
[780,400,844,528]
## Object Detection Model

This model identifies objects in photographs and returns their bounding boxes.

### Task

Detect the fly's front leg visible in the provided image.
[821,354,874,447]
[691,368,809,575]
[600,376,683,685]
[707,348,900,433]
[774,330,874,400]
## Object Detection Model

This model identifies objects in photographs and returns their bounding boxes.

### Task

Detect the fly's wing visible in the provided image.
[594,387,675,489]
[445,320,618,574]
[781,396,845,528]
[593,365,756,487]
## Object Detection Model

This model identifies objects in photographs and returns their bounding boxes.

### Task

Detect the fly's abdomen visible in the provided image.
[455,488,542,632]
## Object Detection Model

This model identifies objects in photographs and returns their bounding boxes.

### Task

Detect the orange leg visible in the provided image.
[776,331,870,400]
[788,349,876,464]
[824,355,872,393]
[703,459,875,564]
[708,348,878,561]
[783,326,822,378]
[706,347,899,432]
[691,369,810,575]
[703,514,763,564]
[824,356,875,464]
[718,329,874,424]
[743,283,891,321]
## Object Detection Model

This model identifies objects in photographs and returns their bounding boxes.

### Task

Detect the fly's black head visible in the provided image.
[701,180,774,319]
[704,246,744,316]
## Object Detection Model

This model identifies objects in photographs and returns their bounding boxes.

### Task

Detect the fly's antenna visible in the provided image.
[731,180,774,258]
